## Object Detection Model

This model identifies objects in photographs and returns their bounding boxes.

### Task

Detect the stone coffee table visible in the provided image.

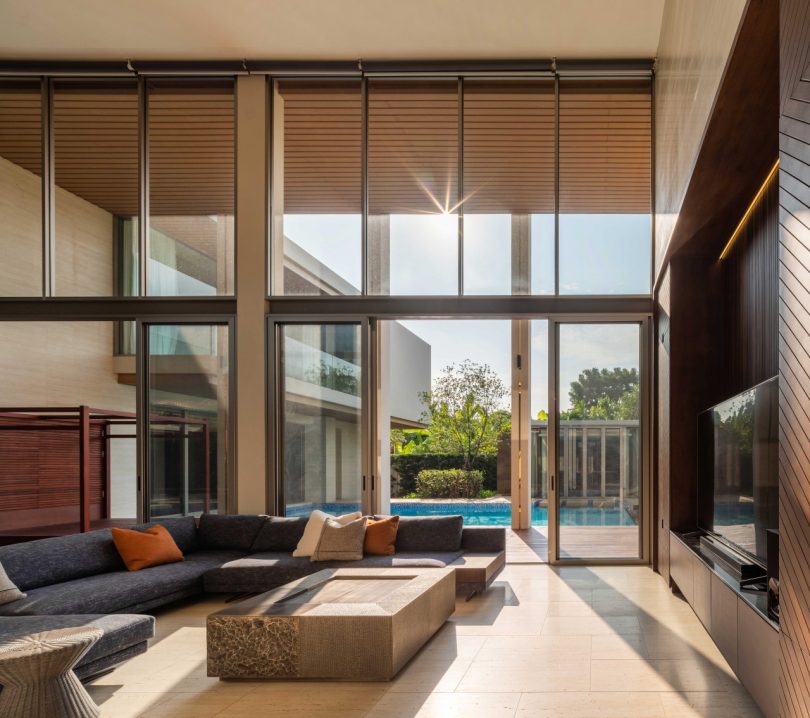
[207,567,455,681]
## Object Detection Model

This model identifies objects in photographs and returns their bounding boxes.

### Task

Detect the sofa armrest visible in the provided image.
[461,527,506,552]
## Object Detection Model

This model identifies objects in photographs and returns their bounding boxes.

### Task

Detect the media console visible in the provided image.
[670,530,779,718]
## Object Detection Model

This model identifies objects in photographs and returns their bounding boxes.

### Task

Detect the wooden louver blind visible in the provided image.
[53,81,139,217]
[462,80,555,214]
[368,80,459,215]
[148,80,235,216]
[0,81,42,178]
[559,80,651,214]
[279,80,362,214]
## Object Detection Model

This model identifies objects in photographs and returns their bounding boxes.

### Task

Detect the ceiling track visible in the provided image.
[0,58,655,79]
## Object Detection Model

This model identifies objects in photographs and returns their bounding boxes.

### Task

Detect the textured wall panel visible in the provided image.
[779,0,810,713]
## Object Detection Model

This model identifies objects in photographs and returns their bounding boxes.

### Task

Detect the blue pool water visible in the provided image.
[285,501,637,527]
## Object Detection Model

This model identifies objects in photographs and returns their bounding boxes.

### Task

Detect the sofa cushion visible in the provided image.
[198,514,266,551]
[364,515,399,556]
[0,530,125,591]
[393,515,464,552]
[0,550,241,616]
[293,510,362,557]
[131,516,199,554]
[203,550,463,593]
[250,516,308,552]
[311,517,367,562]
[112,525,184,571]
[0,613,154,669]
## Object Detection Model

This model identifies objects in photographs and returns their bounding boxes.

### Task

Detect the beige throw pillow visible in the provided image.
[292,510,362,557]
[311,516,368,562]
[0,561,26,606]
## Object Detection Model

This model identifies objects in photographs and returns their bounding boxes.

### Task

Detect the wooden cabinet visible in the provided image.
[669,532,778,718]
[710,573,738,673]
[669,533,694,603]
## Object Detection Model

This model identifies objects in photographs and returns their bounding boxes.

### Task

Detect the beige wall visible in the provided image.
[655,0,746,271]
[0,155,42,295]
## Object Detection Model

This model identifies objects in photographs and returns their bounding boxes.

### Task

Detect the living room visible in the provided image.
[0,0,806,716]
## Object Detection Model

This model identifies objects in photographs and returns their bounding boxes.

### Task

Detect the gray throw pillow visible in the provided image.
[311,517,367,562]
[0,561,26,605]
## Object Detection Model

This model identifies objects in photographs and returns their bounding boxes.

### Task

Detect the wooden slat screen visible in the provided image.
[559,80,651,214]
[0,80,41,177]
[53,80,139,216]
[278,80,362,214]
[368,80,459,215]
[463,80,555,214]
[148,79,235,216]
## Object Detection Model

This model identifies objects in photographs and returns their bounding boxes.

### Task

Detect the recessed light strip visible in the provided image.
[718,159,780,261]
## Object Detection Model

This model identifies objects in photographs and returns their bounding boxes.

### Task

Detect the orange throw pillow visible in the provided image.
[364,515,400,556]
[112,525,184,572]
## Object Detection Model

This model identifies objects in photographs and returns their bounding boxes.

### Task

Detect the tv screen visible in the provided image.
[697,377,779,564]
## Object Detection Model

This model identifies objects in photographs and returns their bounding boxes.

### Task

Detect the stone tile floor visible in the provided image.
[87,565,763,717]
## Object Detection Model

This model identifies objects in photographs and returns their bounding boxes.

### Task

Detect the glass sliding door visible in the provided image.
[277,323,366,516]
[555,322,643,560]
[144,323,231,518]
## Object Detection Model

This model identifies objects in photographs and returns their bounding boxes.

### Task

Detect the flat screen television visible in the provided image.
[697,376,779,565]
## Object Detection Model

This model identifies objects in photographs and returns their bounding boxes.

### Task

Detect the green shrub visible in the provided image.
[478,489,498,499]
[391,454,498,496]
[415,469,484,499]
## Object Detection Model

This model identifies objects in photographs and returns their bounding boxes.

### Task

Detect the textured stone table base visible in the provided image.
[0,627,102,718]
[208,568,456,681]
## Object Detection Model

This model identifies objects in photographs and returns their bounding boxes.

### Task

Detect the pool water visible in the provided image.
[286,501,637,527]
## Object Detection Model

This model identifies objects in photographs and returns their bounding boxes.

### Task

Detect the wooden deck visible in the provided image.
[507,526,640,563]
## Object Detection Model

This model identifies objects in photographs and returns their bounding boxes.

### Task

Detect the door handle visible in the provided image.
[362,476,366,491]
[371,475,375,492]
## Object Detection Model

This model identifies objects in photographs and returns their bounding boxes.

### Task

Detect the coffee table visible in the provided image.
[207,567,455,681]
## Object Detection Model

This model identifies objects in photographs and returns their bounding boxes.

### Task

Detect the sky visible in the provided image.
[283,212,651,296]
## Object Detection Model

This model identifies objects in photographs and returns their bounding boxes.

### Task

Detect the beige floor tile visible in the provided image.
[388,657,473,693]
[591,633,648,659]
[542,616,641,636]
[476,634,591,662]
[368,691,520,717]
[225,683,386,710]
[516,691,666,717]
[658,691,763,717]
[456,659,590,693]
[590,658,739,693]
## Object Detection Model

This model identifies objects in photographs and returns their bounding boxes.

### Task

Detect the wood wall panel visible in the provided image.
[656,265,671,579]
[779,0,810,712]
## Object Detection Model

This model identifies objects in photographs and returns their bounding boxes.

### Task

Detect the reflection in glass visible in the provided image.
[148,80,234,296]
[273,81,362,295]
[531,320,549,523]
[368,80,459,295]
[280,324,362,515]
[147,324,229,517]
[557,323,641,559]
[0,81,42,296]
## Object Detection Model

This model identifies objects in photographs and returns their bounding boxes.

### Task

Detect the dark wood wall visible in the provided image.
[778,0,810,711]
[722,177,780,396]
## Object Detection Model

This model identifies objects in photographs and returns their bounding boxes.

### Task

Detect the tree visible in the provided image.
[419,360,510,469]
[561,367,639,421]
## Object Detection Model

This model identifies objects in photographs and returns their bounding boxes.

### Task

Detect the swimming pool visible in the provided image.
[285,501,638,527]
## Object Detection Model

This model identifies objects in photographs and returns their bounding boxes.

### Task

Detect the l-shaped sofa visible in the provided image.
[0,513,505,679]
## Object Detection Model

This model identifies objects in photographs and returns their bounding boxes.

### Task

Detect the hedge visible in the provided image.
[416,469,484,499]
[390,453,498,496]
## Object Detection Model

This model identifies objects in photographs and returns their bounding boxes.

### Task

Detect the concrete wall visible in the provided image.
[388,321,430,424]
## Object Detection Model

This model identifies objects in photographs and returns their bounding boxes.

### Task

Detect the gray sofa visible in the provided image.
[0,513,505,678]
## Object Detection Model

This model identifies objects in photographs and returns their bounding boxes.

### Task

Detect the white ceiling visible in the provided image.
[0,0,665,61]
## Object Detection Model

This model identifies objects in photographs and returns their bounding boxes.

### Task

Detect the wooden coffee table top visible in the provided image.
[211,568,453,619]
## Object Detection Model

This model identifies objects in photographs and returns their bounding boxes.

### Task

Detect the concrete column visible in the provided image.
[511,319,531,529]
[511,214,531,295]
[368,215,390,294]
[235,75,268,513]
[376,321,392,513]
[270,82,285,295]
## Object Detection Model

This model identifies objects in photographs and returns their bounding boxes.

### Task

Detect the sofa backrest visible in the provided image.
[0,516,200,591]
[198,513,266,551]
[0,530,125,591]
[392,515,464,552]
[250,516,307,552]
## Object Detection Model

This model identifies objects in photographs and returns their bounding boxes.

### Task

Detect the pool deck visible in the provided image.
[507,526,641,563]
